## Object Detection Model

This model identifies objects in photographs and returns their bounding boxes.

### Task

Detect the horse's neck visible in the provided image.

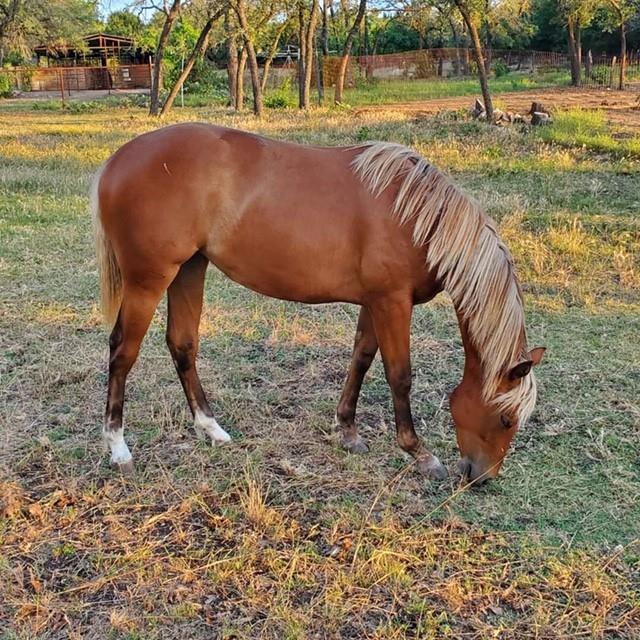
[455,311,483,378]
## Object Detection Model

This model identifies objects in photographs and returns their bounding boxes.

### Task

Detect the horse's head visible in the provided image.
[449,346,545,485]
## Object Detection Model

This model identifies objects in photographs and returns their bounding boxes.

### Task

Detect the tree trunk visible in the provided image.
[618,21,626,90]
[235,46,247,110]
[302,0,319,108]
[261,21,288,93]
[160,8,225,117]
[455,1,493,121]
[334,0,366,104]
[321,0,329,55]
[449,18,462,76]
[298,1,306,108]
[149,0,182,116]
[225,9,238,108]
[235,0,263,116]
[567,15,581,86]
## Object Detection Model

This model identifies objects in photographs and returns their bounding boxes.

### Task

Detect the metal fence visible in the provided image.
[580,51,640,89]
[335,48,640,90]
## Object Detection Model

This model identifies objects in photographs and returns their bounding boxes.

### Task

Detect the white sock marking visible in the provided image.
[194,410,231,444]
[103,426,132,464]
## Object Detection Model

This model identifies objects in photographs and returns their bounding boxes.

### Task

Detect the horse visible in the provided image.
[92,123,544,484]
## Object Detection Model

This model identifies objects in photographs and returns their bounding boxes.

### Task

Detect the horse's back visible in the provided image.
[97,124,425,304]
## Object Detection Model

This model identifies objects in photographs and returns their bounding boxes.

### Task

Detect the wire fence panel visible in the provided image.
[321,48,640,92]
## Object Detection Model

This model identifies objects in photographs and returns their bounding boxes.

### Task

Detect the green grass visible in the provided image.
[342,71,571,106]
[258,71,570,109]
[0,103,639,638]
[537,107,640,157]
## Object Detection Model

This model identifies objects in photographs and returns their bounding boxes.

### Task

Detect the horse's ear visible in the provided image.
[509,360,533,380]
[529,346,546,366]
[508,347,545,380]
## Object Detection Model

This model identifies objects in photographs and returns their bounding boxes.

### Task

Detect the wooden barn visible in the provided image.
[30,33,153,92]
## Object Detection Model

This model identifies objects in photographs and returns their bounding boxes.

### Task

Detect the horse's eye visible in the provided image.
[500,415,513,429]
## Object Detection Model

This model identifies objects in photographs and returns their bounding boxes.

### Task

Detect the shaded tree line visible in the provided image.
[2,0,639,119]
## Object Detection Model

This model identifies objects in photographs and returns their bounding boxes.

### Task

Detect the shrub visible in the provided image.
[0,72,13,98]
[264,77,296,109]
[493,61,510,78]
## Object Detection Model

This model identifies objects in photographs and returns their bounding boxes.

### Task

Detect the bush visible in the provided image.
[493,61,510,78]
[0,72,13,98]
[264,77,296,109]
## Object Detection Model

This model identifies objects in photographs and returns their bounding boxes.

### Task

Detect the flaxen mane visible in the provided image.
[352,142,536,424]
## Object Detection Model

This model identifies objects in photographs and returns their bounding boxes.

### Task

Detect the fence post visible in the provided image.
[315,44,323,105]
[610,56,617,89]
[58,69,65,107]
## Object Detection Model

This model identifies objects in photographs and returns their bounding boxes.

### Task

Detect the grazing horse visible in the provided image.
[92,124,544,484]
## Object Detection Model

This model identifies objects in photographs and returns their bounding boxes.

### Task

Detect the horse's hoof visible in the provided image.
[112,459,135,475]
[417,456,448,480]
[342,436,369,454]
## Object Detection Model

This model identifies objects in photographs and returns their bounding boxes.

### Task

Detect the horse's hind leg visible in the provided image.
[166,252,230,445]
[105,277,175,472]
[336,307,378,454]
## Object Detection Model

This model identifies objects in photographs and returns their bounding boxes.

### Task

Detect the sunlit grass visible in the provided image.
[537,107,640,157]
[0,101,639,639]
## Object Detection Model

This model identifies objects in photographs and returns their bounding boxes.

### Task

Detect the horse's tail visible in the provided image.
[91,165,122,327]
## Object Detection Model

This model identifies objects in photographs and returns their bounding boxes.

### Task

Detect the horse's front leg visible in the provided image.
[336,306,378,453]
[369,296,448,480]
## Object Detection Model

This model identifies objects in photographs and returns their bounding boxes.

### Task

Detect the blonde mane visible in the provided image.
[352,142,537,424]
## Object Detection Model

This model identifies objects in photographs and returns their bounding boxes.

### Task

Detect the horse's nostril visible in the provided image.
[457,458,472,479]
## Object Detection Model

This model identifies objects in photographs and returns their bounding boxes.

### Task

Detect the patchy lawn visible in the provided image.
[1,102,639,639]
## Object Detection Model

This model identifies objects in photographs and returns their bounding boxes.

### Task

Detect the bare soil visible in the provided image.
[357,86,640,128]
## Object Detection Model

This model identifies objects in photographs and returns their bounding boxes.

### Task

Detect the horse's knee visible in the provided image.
[166,334,196,372]
[354,348,376,373]
[388,368,412,397]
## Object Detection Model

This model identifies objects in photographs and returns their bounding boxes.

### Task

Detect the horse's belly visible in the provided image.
[203,234,362,304]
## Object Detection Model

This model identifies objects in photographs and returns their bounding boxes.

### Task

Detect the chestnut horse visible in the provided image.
[92,124,544,483]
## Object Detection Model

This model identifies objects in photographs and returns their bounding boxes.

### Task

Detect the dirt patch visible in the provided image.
[357,87,640,129]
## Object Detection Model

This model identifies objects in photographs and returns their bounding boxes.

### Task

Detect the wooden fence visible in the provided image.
[2,64,152,94]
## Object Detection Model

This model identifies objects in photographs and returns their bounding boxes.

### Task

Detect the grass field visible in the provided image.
[341,72,571,106]
[0,101,639,638]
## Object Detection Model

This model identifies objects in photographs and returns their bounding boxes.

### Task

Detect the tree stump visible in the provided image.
[531,111,551,126]
[528,101,550,115]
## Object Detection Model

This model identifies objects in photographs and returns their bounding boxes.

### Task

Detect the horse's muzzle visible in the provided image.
[457,457,493,487]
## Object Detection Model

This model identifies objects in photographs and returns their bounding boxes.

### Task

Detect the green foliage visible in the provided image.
[0,71,12,97]
[0,0,98,59]
[104,10,144,41]
[493,60,510,77]
[264,77,296,109]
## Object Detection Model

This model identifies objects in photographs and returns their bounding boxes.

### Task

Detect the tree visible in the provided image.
[334,0,366,103]
[260,16,290,92]
[559,0,598,85]
[143,0,184,116]
[602,0,635,88]
[160,3,227,115]
[224,7,238,106]
[452,0,494,119]
[298,0,319,108]
[104,10,144,40]
[234,0,262,116]
[0,0,97,65]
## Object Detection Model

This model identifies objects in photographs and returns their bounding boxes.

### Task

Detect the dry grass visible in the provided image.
[1,100,639,639]
[2,470,639,639]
